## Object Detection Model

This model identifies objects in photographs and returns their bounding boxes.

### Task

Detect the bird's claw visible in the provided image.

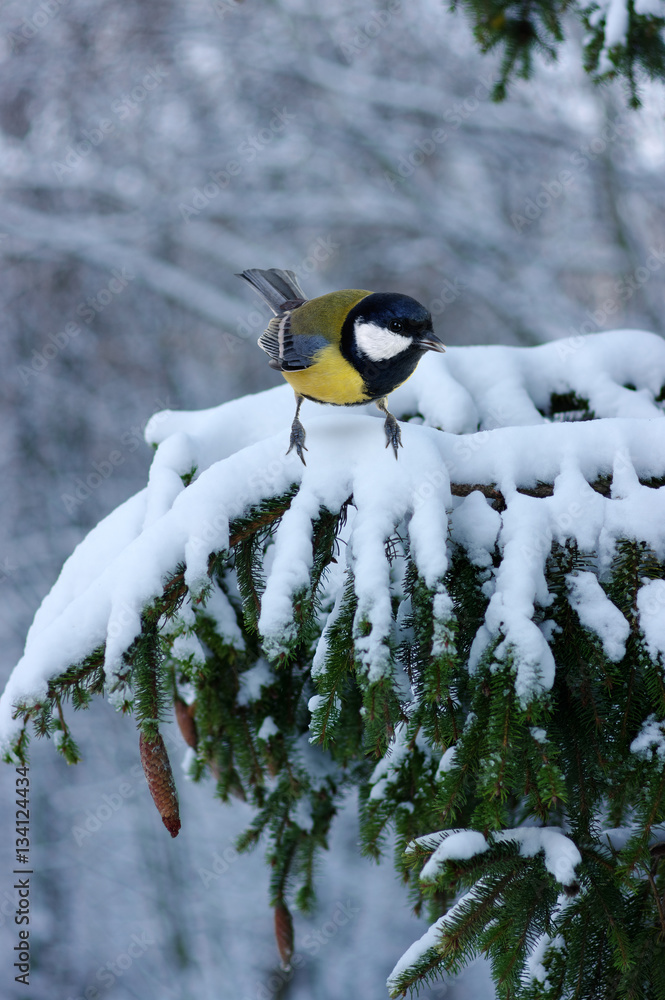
[287,419,308,466]
[384,414,402,459]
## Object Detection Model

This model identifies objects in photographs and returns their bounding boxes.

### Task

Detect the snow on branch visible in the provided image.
[2,330,665,753]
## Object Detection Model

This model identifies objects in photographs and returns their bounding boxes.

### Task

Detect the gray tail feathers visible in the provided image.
[235,268,308,314]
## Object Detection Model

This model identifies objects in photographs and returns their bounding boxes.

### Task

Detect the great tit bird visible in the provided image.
[236,267,445,464]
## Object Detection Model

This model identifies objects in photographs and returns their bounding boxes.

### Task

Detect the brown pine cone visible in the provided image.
[274,901,294,970]
[139,730,181,837]
[174,697,198,748]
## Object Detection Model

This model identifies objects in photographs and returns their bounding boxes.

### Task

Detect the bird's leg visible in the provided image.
[286,393,308,465]
[376,397,402,459]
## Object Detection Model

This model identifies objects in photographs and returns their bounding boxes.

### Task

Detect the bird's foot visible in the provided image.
[384,412,402,459]
[286,417,308,465]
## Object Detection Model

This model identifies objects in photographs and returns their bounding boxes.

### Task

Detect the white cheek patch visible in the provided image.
[354,321,413,362]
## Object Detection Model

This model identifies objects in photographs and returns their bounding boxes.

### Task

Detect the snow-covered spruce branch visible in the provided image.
[3,331,665,997]
[452,0,665,106]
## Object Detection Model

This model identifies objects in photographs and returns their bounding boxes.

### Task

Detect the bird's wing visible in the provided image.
[258,313,327,371]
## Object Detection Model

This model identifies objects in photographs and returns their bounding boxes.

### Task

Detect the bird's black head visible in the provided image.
[341,292,444,400]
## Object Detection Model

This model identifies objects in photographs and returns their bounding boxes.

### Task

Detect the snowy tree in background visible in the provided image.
[3,329,665,998]
[454,0,665,106]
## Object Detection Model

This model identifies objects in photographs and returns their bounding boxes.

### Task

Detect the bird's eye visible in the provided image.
[389,319,404,333]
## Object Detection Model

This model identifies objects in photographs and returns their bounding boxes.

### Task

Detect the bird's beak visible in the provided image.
[418,331,446,353]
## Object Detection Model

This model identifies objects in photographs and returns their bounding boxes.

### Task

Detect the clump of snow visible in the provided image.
[566,571,629,661]
[369,722,413,801]
[310,691,340,722]
[142,431,192,528]
[637,580,665,662]
[630,714,665,761]
[475,494,556,703]
[258,489,321,656]
[257,716,279,741]
[420,830,490,882]
[406,453,451,588]
[413,826,581,887]
[538,620,560,642]
[176,680,196,705]
[106,679,133,712]
[237,660,275,707]
[591,0,629,74]
[387,886,483,990]
[104,598,142,675]
[348,435,449,681]
[493,827,581,886]
[162,596,196,632]
[407,830,448,855]
[431,590,456,659]
[308,694,327,714]
[435,746,458,779]
[198,585,245,649]
[170,632,206,666]
[525,932,550,984]
[525,929,565,985]
[449,491,501,568]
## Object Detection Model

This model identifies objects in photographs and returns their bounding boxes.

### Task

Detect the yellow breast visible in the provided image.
[282,344,369,405]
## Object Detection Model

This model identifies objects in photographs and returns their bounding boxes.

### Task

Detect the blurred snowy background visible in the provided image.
[1,0,664,997]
